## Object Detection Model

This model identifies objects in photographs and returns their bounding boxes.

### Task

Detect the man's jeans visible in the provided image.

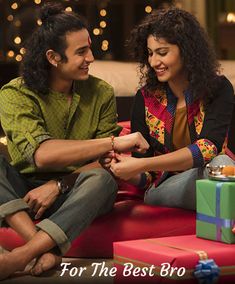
[144,155,235,210]
[0,155,118,254]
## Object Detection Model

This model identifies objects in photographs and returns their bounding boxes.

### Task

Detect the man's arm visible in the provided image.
[34,132,149,169]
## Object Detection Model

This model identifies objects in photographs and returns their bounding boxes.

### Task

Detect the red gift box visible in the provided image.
[113,235,235,283]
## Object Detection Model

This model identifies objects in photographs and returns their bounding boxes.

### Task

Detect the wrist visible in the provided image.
[110,135,115,151]
[55,178,70,194]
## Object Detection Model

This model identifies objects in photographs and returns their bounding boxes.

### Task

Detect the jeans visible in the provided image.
[0,155,118,254]
[144,155,235,210]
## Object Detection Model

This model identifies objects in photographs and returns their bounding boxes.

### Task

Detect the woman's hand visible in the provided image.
[99,151,116,170]
[110,153,143,180]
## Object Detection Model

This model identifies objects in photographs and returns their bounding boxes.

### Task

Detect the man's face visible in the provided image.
[57,28,94,81]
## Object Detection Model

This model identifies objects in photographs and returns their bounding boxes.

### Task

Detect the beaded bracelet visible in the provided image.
[110,135,115,151]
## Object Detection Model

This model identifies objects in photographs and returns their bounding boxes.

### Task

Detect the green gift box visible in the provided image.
[196,179,235,244]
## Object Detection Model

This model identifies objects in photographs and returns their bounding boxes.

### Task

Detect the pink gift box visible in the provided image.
[113,235,235,283]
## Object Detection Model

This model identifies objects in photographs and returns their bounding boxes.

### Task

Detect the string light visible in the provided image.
[101,40,109,51]
[100,9,107,17]
[93,28,100,36]
[3,1,114,62]
[11,2,18,10]
[14,20,21,27]
[7,15,14,21]
[20,47,26,55]
[15,54,23,62]
[7,50,15,58]
[99,21,106,28]
[37,19,42,26]
[102,40,109,46]
[227,13,235,23]
[65,7,73,12]
[14,36,21,44]
[101,45,108,51]
[0,137,7,145]
[145,6,152,13]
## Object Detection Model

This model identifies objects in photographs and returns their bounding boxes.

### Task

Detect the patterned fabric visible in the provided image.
[142,86,218,164]
[132,76,234,187]
[0,76,121,175]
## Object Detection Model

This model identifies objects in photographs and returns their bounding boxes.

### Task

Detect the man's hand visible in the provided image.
[114,132,149,154]
[23,180,60,220]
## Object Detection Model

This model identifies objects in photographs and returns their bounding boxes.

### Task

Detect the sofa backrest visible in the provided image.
[89,60,235,97]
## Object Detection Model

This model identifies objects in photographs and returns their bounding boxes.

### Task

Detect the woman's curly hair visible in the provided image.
[128,8,220,106]
[20,2,87,95]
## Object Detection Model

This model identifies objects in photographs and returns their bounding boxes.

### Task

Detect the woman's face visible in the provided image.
[147,35,186,84]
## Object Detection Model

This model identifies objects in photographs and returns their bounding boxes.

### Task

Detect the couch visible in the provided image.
[0,60,234,257]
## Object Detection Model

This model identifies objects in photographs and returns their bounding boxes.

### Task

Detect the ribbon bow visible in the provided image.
[194,259,220,284]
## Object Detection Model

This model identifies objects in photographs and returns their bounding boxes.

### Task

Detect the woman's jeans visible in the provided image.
[144,155,235,210]
[0,155,118,255]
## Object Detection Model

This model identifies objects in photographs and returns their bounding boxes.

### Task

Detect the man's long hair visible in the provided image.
[20,2,87,95]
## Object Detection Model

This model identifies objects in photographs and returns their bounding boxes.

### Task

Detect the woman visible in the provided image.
[109,8,235,210]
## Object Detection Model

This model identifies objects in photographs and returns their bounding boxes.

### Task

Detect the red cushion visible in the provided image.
[0,199,195,257]
[118,121,131,136]
[0,122,196,257]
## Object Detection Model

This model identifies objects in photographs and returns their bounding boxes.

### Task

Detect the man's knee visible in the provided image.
[80,168,118,195]
[94,168,118,193]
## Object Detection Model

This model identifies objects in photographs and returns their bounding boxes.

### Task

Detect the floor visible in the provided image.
[1,247,114,284]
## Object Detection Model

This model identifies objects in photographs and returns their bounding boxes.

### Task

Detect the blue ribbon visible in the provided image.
[216,182,223,241]
[196,213,235,228]
[194,259,220,284]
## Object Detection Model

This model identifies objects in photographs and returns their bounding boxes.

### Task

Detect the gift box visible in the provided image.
[113,235,235,283]
[196,179,235,244]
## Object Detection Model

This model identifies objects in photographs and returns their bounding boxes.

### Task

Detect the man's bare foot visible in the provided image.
[30,252,62,276]
[0,249,28,280]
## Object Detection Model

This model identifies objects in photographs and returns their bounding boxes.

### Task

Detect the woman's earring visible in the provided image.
[54,63,58,68]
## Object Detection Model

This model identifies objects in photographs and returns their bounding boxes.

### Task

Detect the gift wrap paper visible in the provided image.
[196,179,235,244]
[113,235,235,283]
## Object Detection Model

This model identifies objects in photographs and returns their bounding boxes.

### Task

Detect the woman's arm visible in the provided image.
[110,147,193,181]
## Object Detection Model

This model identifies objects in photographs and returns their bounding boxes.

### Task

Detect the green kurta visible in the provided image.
[0,75,121,176]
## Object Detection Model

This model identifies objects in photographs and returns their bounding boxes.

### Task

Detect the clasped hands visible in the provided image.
[99,132,149,180]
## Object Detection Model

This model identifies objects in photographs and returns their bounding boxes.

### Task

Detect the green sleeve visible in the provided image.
[95,85,122,138]
[0,83,51,166]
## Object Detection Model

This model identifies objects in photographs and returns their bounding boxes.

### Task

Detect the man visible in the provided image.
[0,3,148,279]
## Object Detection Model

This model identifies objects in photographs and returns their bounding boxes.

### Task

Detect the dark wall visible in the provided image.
[0,62,19,88]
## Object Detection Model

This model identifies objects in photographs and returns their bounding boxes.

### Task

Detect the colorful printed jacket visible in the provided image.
[131,76,234,187]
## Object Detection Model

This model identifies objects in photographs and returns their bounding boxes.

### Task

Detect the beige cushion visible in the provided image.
[90,60,235,97]
[90,60,139,97]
